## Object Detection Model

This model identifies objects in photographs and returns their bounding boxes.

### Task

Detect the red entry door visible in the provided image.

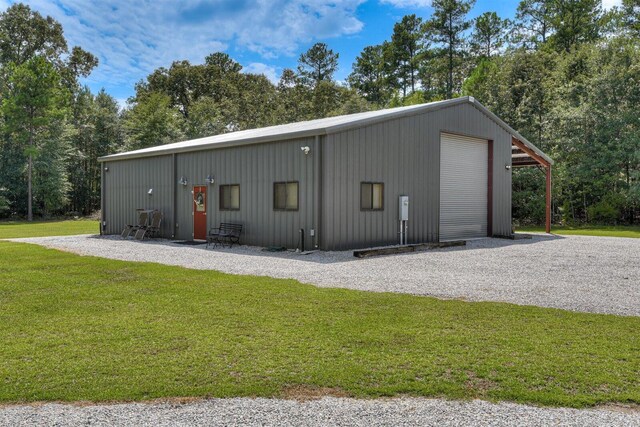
[193,186,207,240]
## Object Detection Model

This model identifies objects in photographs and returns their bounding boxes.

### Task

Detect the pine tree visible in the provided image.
[347,44,391,105]
[471,12,510,59]
[515,0,553,48]
[426,0,475,99]
[297,43,339,87]
[390,14,424,96]
[2,57,67,220]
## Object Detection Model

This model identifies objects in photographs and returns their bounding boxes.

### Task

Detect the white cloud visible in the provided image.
[22,0,365,91]
[379,0,431,8]
[601,0,623,10]
[243,62,279,83]
[115,98,129,111]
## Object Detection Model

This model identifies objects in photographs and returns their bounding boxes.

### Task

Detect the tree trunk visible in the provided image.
[448,15,453,99]
[410,50,415,93]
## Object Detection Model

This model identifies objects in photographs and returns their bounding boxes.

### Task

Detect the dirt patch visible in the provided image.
[279,385,349,402]
[464,371,499,395]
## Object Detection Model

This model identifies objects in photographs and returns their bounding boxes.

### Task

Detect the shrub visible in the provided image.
[587,196,622,225]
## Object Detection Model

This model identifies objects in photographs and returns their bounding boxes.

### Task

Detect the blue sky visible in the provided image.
[13,0,622,106]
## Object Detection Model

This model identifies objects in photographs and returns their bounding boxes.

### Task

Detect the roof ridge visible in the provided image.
[98,96,551,165]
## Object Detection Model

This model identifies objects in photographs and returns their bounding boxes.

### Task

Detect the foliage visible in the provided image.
[470,12,510,58]
[547,0,602,52]
[1,240,639,406]
[2,56,68,219]
[347,44,393,104]
[0,3,67,66]
[0,190,8,215]
[0,3,99,219]
[514,0,553,47]
[425,0,476,99]
[67,88,124,214]
[0,1,639,225]
[296,42,339,87]
[123,92,184,150]
[390,14,424,96]
[622,0,640,36]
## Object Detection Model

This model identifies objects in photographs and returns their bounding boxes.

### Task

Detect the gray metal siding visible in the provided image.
[321,103,512,250]
[174,137,316,248]
[102,155,174,237]
[102,102,514,250]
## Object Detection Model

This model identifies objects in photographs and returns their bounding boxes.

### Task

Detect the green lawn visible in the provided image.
[0,241,638,407]
[517,225,640,238]
[0,219,99,239]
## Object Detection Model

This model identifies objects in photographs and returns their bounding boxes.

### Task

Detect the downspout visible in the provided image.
[172,153,177,239]
[313,135,322,249]
[100,163,106,235]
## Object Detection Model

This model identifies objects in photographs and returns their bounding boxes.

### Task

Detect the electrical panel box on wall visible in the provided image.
[399,196,409,221]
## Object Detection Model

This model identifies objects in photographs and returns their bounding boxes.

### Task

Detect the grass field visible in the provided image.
[517,225,640,238]
[0,219,99,239]
[0,240,638,408]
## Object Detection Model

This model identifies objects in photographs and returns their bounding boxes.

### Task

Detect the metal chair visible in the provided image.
[121,210,150,238]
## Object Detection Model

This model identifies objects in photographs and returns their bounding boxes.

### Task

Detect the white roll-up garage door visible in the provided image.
[439,133,488,241]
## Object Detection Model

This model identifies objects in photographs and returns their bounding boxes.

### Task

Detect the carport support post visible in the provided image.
[546,165,552,233]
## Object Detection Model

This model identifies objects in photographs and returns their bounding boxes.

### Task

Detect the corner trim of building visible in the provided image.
[488,139,494,237]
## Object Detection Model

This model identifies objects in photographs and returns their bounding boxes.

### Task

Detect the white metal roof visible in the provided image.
[99,96,553,164]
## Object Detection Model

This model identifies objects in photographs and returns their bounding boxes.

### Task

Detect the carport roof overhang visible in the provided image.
[510,135,553,234]
[98,96,554,165]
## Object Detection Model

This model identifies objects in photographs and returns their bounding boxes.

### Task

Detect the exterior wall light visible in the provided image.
[148,188,153,195]
[178,176,188,186]
[104,166,109,172]
[505,165,512,170]
[301,146,311,155]
[205,175,215,185]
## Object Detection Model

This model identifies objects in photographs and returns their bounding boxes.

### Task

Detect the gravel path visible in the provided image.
[2,397,639,427]
[12,234,639,316]
[13,235,640,316]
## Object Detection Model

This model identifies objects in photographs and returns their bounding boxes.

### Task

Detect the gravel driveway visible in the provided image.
[13,233,639,316]
[2,397,639,427]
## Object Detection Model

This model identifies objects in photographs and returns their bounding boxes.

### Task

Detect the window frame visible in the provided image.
[360,182,384,211]
[273,181,300,211]
[219,184,240,211]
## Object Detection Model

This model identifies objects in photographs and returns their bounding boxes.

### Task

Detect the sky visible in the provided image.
[9,0,624,106]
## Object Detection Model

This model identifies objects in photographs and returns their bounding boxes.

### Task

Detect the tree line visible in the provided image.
[0,1,638,225]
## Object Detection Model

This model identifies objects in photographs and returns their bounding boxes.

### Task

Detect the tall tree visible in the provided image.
[143,60,205,120]
[0,3,98,218]
[515,0,553,48]
[347,44,391,105]
[548,0,602,52]
[2,57,66,220]
[471,12,510,58]
[390,14,424,96]
[0,4,97,75]
[276,68,313,122]
[0,4,66,66]
[184,96,232,139]
[426,0,475,99]
[124,93,184,150]
[68,88,124,214]
[297,43,339,87]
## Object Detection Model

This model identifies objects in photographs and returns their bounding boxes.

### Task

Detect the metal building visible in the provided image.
[98,96,553,250]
